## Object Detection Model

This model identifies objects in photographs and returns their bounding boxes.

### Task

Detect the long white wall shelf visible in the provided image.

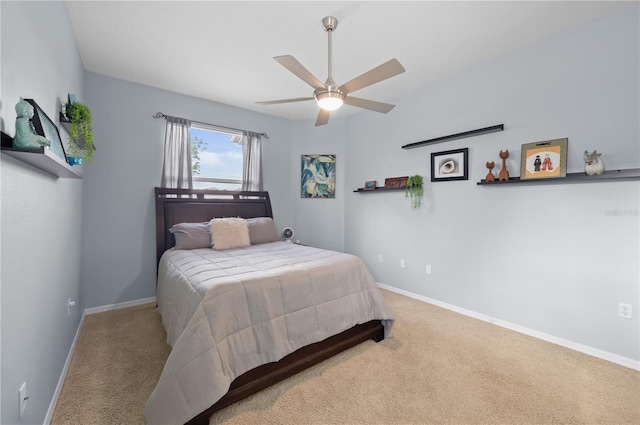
[477,168,639,185]
[1,146,82,179]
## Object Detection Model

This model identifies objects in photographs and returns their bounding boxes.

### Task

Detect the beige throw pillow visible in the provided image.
[210,217,251,250]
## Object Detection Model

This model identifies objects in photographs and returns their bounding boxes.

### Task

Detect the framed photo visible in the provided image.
[24,98,67,164]
[520,138,568,180]
[364,180,377,190]
[301,154,336,198]
[384,176,408,189]
[431,148,468,182]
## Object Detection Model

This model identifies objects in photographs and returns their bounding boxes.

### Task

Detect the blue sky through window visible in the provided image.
[191,127,242,181]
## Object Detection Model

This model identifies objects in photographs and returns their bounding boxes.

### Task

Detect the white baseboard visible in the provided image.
[43,313,86,425]
[377,283,640,372]
[44,296,156,424]
[83,296,156,315]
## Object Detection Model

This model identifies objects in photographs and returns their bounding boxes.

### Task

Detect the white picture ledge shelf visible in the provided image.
[477,168,639,186]
[1,146,82,179]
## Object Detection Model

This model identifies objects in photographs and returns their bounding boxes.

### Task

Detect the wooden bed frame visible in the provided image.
[154,187,384,425]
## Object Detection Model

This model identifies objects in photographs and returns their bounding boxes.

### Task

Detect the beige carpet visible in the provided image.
[51,290,640,425]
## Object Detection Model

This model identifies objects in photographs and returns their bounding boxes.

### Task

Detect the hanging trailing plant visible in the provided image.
[405,174,424,209]
[63,101,95,163]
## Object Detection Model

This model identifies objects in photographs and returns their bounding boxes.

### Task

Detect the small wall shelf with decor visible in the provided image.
[354,176,409,193]
[59,113,95,151]
[353,187,405,193]
[477,168,640,186]
[1,132,82,179]
[59,120,84,146]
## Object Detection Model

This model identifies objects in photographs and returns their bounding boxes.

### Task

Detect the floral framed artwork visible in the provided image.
[520,138,568,180]
[301,154,336,198]
[431,148,468,182]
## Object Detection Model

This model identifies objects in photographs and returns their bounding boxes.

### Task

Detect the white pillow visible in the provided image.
[209,217,251,250]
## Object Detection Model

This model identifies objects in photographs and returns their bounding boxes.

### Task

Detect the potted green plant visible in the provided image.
[63,101,94,163]
[405,174,424,209]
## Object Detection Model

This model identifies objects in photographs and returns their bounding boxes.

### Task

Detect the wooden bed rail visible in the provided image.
[185,321,384,425]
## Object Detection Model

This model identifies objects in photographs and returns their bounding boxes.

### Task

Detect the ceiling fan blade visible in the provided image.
[343,96,396,113]
[255,97,314,105]
[339,59,405,95]
[315,109,330,126]
[274,55,326,90]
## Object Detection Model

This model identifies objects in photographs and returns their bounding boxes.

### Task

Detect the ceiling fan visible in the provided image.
[256,16,406,126]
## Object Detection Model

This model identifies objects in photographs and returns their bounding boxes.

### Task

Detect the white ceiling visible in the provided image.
[65,1,628,122]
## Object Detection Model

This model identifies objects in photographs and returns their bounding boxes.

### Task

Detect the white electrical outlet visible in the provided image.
[619,303,632,319]
[378,254,383,263]
[68,299,76,316]
[425,264,432,275]
[400,259,405,268]
[19,382,28,417]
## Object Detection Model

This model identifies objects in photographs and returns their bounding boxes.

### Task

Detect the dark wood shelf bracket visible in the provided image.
[401,124,504,150]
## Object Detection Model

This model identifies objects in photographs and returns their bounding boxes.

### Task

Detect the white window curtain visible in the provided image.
[242,131,263,191]
[160,116,192,189]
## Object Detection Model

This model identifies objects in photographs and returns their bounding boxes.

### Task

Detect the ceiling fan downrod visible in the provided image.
[315,16,344,110]
[322,16,338,85]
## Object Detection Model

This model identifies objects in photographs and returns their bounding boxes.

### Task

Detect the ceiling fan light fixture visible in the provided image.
[315,91,344,111]
[256,16,404,125]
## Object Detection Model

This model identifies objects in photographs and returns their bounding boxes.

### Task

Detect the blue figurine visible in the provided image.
[13,100,51,150]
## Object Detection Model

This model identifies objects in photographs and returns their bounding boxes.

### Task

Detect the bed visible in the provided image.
[146,187,394,424]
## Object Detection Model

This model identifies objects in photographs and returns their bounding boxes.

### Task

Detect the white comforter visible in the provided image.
[145,242,394,424]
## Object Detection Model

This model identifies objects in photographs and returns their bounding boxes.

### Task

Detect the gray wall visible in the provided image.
[290,118,347,251]
[1,1,84,424]
[82,73,294,308]
[339,4,639,361]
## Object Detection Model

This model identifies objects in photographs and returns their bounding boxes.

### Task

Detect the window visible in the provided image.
[191,124,243,190]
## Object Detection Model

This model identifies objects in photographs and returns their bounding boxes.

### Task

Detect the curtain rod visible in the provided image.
[153,112,269,139]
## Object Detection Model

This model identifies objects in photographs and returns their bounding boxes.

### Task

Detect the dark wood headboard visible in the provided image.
[154,187,273,264]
